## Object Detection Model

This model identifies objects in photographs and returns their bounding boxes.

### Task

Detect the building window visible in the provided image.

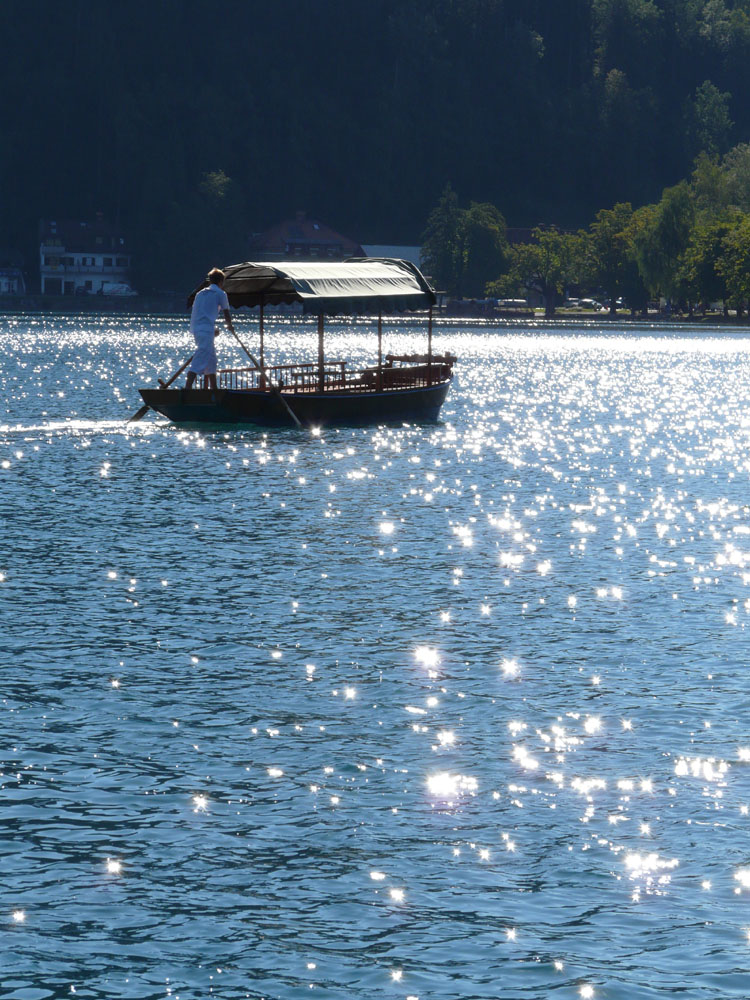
[116,257,127,267]
[104,258,112,267]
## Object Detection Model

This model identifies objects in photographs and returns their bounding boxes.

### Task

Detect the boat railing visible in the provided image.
[217,357,454,394]
[218,361,346,391]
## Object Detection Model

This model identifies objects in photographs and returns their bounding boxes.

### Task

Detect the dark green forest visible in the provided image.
[4,0,750,290]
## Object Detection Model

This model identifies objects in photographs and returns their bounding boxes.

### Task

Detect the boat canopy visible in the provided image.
[187,258,437,315]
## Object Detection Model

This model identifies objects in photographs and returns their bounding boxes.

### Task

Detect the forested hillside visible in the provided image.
[3,0,750,289]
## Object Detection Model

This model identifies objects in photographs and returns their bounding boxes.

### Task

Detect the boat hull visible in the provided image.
[138,379,452,428]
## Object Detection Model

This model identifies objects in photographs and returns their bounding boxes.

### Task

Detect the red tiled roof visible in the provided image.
[249,211,363,259]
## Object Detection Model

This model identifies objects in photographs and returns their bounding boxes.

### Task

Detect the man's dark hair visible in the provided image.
[207,268,225,284]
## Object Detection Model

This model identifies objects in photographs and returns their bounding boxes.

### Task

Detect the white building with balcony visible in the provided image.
[39,216,135,295]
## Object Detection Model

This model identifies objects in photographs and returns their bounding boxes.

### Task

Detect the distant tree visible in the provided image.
[592,0,662,68]
[421,184,463,295]
[630,182,694,302]
[685,80,734,157]
[620,255,650,315]
[690,152,730,218]
[492,227,583,317]
[721,142,750,211]
[583,202,634,314]
[699,0,734,50]
[715,213,750,311]
[679,213,737,313]
[600,67,647,139]
[422,191,509,298]
[459,201,508,299]
[200,169,233,201]
[699,0,750,53]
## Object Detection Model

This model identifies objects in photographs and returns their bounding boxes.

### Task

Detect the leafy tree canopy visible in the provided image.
[686,80,734,157]
[583,203,634,312]
[630,182,695,299]
[422,189,508,297]
[491,227,584,316]
[715,214,750,305]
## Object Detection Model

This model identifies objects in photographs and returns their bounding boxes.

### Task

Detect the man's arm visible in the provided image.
[222,309,236,336]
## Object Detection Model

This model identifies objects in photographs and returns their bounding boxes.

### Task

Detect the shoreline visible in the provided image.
[1,296,749,328]
[0,293,187,314]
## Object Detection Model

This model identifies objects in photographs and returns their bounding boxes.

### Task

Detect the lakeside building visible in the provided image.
[0,266,25,295]
[0,249,26,295]
[39,215,135,295]
[249,211,364,261]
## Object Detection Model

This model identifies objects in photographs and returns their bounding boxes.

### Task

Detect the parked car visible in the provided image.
[101,282,138,296]
[497,298,529,309]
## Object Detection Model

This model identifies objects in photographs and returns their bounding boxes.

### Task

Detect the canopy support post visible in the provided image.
[317,313,325,393]
[259,300,265,389]
[427,305,433,386]
[377,310,383,391]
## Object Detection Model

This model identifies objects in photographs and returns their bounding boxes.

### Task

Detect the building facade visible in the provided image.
[39,216,135,295]
[249,211,364,261]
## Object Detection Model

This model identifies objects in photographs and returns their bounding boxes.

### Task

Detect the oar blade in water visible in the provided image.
[127,403,151,423]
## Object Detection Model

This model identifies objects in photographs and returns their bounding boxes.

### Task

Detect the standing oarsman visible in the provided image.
[185,268,236,390]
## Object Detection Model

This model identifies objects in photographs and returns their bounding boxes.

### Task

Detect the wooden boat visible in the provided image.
[137,258,455,428]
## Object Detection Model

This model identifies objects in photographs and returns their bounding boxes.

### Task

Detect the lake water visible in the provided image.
[3,313,750,999]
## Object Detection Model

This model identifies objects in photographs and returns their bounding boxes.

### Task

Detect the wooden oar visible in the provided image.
[228,328,303,429]
[127,354,194,423]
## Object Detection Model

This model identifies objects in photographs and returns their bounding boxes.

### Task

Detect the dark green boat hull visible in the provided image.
[139,379,451,428]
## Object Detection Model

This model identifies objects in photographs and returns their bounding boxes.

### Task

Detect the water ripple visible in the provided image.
[3,316,750,997]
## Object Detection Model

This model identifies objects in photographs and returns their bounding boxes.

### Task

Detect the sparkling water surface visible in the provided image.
[2,313,750,999]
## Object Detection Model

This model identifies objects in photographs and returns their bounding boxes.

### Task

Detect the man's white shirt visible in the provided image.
[190,284,229,337]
